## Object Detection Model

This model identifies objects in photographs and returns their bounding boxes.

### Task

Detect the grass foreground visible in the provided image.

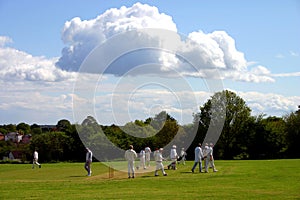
[0,159,299,199]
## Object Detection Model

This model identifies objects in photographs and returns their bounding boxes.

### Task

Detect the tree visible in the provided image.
[196,90,252,159]
[56,119,72,134]
[284,109,300,158]
[30,124,42,135]
[81,116,98,126]
[16,122,31,134]
[30,131,71,162]
[246,115,286,159]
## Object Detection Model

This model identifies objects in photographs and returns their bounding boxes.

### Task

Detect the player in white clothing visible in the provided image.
[167,145,178,170]
[144,147,151,167]
[204,143,218,173]
[178,147,187,165]
[153,148,167,176]
[32,149,41,169]
[137,149,146,170]
[191,143,204,173]
[84,148,93,176]
[124,145,137,178]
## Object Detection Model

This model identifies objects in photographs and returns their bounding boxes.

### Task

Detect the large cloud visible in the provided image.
[56,3,274,83]
[56,2,177,72]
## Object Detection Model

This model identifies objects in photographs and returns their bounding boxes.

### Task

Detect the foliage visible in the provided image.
[195,90,252,159]
[284,109,300,158]
[0,90,300,162]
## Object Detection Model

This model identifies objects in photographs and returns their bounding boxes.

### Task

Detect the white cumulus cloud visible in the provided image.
[56,3,275,83]
[0,37,77,82]
[238,91,300,116]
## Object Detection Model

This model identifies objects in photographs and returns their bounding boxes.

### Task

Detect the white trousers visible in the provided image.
[155,161,166,175]
[32,159,40,168]
[127,161,135,176]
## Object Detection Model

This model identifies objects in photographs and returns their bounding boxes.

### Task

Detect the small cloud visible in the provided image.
[250,65,271,76]
[275,53,285,59]
[271,72,300,77]
[290,51,299,57]
[0,36,13,47]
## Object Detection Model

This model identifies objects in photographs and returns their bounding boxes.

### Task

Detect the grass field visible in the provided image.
[0,159,299,199]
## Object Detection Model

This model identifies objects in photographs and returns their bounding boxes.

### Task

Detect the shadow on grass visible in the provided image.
[68,175,85,178]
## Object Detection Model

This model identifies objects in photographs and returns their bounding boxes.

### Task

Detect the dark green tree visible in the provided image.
[284,108,300,158]
[30,124,42,135]
[16,122,31,134]
[196,90,252,159]
[56,119,72,133]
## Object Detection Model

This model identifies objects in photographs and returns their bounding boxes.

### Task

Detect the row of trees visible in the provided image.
[0,90,299,162]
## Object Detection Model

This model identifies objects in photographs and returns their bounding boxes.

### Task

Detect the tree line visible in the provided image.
[0,90,299,162]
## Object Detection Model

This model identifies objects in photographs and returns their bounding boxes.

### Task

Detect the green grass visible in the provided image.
[0,160,299,199]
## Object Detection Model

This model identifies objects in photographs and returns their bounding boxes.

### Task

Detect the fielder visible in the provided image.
[145,147,151,167]
[191,143,204,173]
[178,147,187,165]
[153,148,167,176]
[32,149,41,169]
[167,145,178,170]
[138,149,146,170]
[204,143,218,173]
[84,147,93,176]
[125,145,137,178]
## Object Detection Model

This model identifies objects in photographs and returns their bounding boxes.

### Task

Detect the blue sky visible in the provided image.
[0,1,299,125]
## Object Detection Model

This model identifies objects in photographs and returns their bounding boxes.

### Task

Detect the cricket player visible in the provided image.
[167,145,178,170]
[145,147,151,167]
[125,145,137,178]
[138,149,146,169]
[191,143,203,173]
[153,148,167,176]
[204,143,218,172]
[209,143,218,172]
[203,143,209,172]
[178,147,187,165]
[32,149,41,169]
[84,148,93,176]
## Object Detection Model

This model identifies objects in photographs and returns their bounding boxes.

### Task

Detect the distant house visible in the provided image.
[0,133,4,141]
[40,125,56,132]
[5,132,23,143]
[8,151,23,160]
[21,134,32,144]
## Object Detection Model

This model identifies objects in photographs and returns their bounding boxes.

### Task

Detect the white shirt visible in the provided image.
[154,150,163,162]
[140,150,145,158]
[180,150,186,157]
[125,149,137,162]
[170,148,178,159]
[33,151,38,160]
[86,150,92,162]
[194,147,203,162]
[203,145,211,157]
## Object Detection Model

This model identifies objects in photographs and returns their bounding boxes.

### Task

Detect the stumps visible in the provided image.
[108,165,114,178]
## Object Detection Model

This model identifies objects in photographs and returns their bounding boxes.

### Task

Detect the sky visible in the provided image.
[0,0,300,125]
